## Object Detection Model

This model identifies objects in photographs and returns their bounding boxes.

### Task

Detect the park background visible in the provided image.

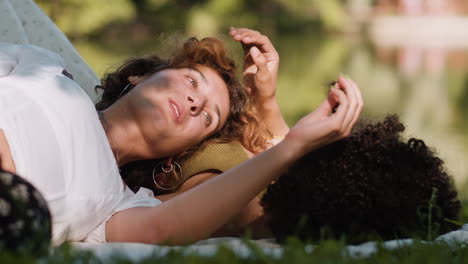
[37,0,468,198]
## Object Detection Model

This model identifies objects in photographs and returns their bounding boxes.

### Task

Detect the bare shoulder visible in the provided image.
[0,129,16,173]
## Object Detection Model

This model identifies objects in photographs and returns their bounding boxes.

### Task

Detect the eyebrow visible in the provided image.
[191,67,208,85]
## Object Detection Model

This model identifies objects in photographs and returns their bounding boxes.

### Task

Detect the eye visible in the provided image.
[187,76,197,88]
[202,110,212,126]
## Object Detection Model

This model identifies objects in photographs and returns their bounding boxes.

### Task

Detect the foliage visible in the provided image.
[36,0,350,40]
[36,0,134,37]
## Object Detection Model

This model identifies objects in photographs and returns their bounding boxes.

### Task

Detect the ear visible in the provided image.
[127,75,145,86]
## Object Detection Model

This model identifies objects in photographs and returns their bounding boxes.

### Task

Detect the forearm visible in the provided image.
[157,172,270,239]
[146,138,298,245]
[211,196,272,239]
[257,97,289,138]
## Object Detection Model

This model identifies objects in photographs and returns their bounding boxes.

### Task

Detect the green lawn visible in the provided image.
[2,236,468,264]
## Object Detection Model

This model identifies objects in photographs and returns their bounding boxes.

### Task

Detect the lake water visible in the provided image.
[273,30,468,192]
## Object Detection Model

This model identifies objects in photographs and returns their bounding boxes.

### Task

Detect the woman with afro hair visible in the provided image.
[261,114,462,244]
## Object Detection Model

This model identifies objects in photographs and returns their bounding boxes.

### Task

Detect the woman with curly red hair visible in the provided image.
[135,28,290,238]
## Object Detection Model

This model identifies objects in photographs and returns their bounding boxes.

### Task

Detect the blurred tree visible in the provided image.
[37,0,134,38]
[276,0,347,31]
[130,0,147,17]
[36,0,350,41]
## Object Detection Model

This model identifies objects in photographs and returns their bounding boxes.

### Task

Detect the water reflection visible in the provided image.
[272,26,468,191]
[347,33,468,191]
[274,34,349,123]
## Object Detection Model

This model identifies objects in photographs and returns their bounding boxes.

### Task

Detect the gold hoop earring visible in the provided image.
[152,161,182,191]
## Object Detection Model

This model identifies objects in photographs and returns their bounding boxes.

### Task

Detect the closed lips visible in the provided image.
[169,99,182,123]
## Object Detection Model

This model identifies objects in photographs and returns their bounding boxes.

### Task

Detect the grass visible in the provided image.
[2,237,468,264]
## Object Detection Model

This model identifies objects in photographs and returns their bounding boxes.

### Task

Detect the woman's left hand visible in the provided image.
[229,27,279,104]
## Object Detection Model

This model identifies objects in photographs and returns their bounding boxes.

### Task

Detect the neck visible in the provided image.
[98,102,156,166]
[99,111,121,165]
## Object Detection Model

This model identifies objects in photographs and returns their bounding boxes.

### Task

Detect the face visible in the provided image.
[127,65,230,157]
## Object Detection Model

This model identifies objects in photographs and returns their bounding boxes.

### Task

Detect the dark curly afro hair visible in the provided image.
[261,115,461,244]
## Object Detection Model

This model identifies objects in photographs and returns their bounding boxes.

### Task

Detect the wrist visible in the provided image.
[255,96,279,113]
[274,131,306,164]
[254,93,276,104]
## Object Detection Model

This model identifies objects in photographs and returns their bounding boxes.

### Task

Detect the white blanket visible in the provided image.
[72,224,468,260]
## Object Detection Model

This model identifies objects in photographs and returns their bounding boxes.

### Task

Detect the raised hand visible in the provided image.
[229,27,279,104]
[285,76,364,158]
[229,27,289,138]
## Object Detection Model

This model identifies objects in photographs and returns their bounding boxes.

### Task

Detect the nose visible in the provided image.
[187,94,207,116]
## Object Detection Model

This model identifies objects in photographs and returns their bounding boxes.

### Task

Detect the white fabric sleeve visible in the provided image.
[83,187,162,243]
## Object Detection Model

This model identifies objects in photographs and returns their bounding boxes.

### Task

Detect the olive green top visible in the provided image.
[180,142,250,182]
